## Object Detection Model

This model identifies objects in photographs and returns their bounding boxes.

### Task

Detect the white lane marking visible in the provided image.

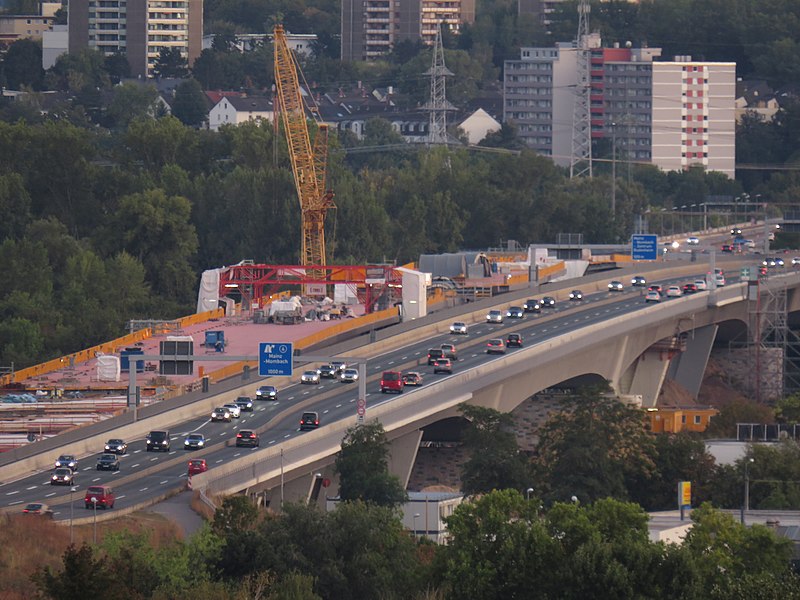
[92,478,100,482]
[220,432,226,437]
[82,467,91,471]
[6,491,18,495]
[269,440,276,444]
[388,361,394,365]
[45,492,56,497]
[349,398,356,403]
[284,434,291,438]
[303,391,309,395]
[323,409,329,414]
[8,500,22,505]
[26,486,37,490]
[335,404,342,408]
[259,407,266,411]
[160,480,168,485]
[150,457,158,462]
[134,449,141,454]
[139,487,148,492]
[401,356,408,360]
[117,495,126,500]
[240,419,247,424]
[215,459,223,464]
[169,451,176,455]
[414,352,421,355]
[171,436,179,441]
[131,463,140,468]
[234,453,241,457]
[288,396,295,401]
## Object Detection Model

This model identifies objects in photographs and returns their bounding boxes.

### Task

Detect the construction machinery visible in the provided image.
[273,24,335,280]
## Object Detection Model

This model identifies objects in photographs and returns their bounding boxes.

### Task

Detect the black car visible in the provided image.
[506,306,525,318]
[183,433,206,450]
[427,348,445,365]
[569,290,583,301]
[104,439,127,455]
[631,276,647,287]
[255,385,278,400]
[319,364,338,378]
[506,333,523,348]
[300,412,320,431]
[540,297,556,308]
[54,454,78,471]
[146,430,171,452]
[96,454,120,471]
[234,396,254,412]
[236,430,260,447]
[523,299,541,313]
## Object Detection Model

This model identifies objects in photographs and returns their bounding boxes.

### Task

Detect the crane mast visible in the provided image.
[273,24,335,273]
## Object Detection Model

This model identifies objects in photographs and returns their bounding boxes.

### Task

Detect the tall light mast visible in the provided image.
[570,0,592,178]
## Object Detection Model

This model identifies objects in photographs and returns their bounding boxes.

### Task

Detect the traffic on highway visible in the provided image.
[0,259,762,519]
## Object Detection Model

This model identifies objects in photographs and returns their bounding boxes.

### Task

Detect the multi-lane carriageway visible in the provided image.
[0,256,761,519]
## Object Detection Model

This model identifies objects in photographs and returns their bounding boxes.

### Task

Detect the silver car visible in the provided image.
[608,281,624,292]
[486,310,504,323]
[211,407,232,422]
[222,403,241,418]
[449,322,468,335]
[301,370,321,384]
[340,368,359,383]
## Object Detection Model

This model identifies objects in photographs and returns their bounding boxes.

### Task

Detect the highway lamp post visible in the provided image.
[412,513,420,540]
[91,496,98,544]
[742,457,755,525]
[526,487,534,501]
[611,122,617,222]
[69,485,78,544]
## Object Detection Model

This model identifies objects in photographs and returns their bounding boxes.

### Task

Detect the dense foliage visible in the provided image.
[27,494,800,600]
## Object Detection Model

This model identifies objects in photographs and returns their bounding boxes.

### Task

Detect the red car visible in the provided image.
[84,485,115,509]
[380,370,404,393]
[188,459,208,476]
[682,283,698,294]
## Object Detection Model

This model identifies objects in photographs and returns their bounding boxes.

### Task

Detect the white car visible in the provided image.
[222,403,241,418]
[694,279,708,291]
[340,368,359,383]
[793,257,800,266]
[645,290,661,303]
[608,281,624,292]
[687,236,700,245]
[486,310,504,323]
[301,370,321,384]
[449,322,468,335]
[666,286,682,297]
[715,274,726,287]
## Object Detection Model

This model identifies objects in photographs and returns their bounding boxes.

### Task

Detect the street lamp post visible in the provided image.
[92,497,98,544]
[526,487,534,501]
[412,513,421,540]
[742,457,755,524]
[69,485,78,544]
[611,122,617,220]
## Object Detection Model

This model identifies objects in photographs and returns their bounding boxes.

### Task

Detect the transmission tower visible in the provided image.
[569,0,592,178]
[424,24,456,145]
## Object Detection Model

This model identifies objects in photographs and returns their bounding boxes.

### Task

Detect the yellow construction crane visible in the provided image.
[273,24,335,273]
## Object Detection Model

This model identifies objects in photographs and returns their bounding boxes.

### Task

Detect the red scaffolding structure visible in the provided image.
[218,264,403,313]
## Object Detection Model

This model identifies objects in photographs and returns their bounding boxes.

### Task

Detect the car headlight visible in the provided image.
[184,441,190,445]
[51,475,57,480]
[198,441,204,446]
[162,440,168,445]
[104,445,110,450]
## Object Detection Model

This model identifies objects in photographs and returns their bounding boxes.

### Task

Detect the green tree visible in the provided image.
[704,400,774,439]
[776,393,800,423]
[105,82,160,129]
[103,52,131,82]
[458,404,533,496]
[334,420,407,507]
[2,38,44,90]
[172,78,209,127]
[153,47,188,79]
[0,173,32,239]
[534,384,655,504]
[33,544,118,599]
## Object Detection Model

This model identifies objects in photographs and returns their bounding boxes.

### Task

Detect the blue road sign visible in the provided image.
[259,343,293,377]
[631,234,658,261]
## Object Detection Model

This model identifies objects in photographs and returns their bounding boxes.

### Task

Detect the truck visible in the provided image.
[268,299,304,324]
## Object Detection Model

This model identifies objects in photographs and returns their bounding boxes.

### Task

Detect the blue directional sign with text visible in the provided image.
[631,234,658,261]
[259,342,293,377]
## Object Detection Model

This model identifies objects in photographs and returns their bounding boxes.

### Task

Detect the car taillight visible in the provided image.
[236,433,242,438]
[315,420,319,425]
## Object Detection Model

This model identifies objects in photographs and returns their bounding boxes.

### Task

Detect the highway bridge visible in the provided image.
[1,252,798,523]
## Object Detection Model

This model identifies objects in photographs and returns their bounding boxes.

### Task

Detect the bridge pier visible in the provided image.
[388,429,423,488]
[619,349,671,408]
[666,324,718,398]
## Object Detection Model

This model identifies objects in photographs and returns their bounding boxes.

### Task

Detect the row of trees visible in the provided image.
[30,494,800,600]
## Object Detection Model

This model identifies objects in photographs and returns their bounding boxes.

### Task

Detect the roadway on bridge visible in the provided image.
[0,264,752,518]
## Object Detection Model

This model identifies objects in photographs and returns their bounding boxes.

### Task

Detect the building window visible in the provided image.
[681,415,687,423]
[694,415,702,425]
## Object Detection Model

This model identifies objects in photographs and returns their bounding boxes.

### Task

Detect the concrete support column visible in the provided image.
[388,429,423,488]
[667,324,718,399]
[622,351,672,408]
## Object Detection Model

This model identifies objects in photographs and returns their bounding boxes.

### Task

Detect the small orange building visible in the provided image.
[647,406,718,433]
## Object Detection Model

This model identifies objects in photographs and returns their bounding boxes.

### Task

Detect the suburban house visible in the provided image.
[208,96,274,131]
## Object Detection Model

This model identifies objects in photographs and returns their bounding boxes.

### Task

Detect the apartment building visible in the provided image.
[341,0,475,61]
[503,36,735,177]
[68,0,202,79]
